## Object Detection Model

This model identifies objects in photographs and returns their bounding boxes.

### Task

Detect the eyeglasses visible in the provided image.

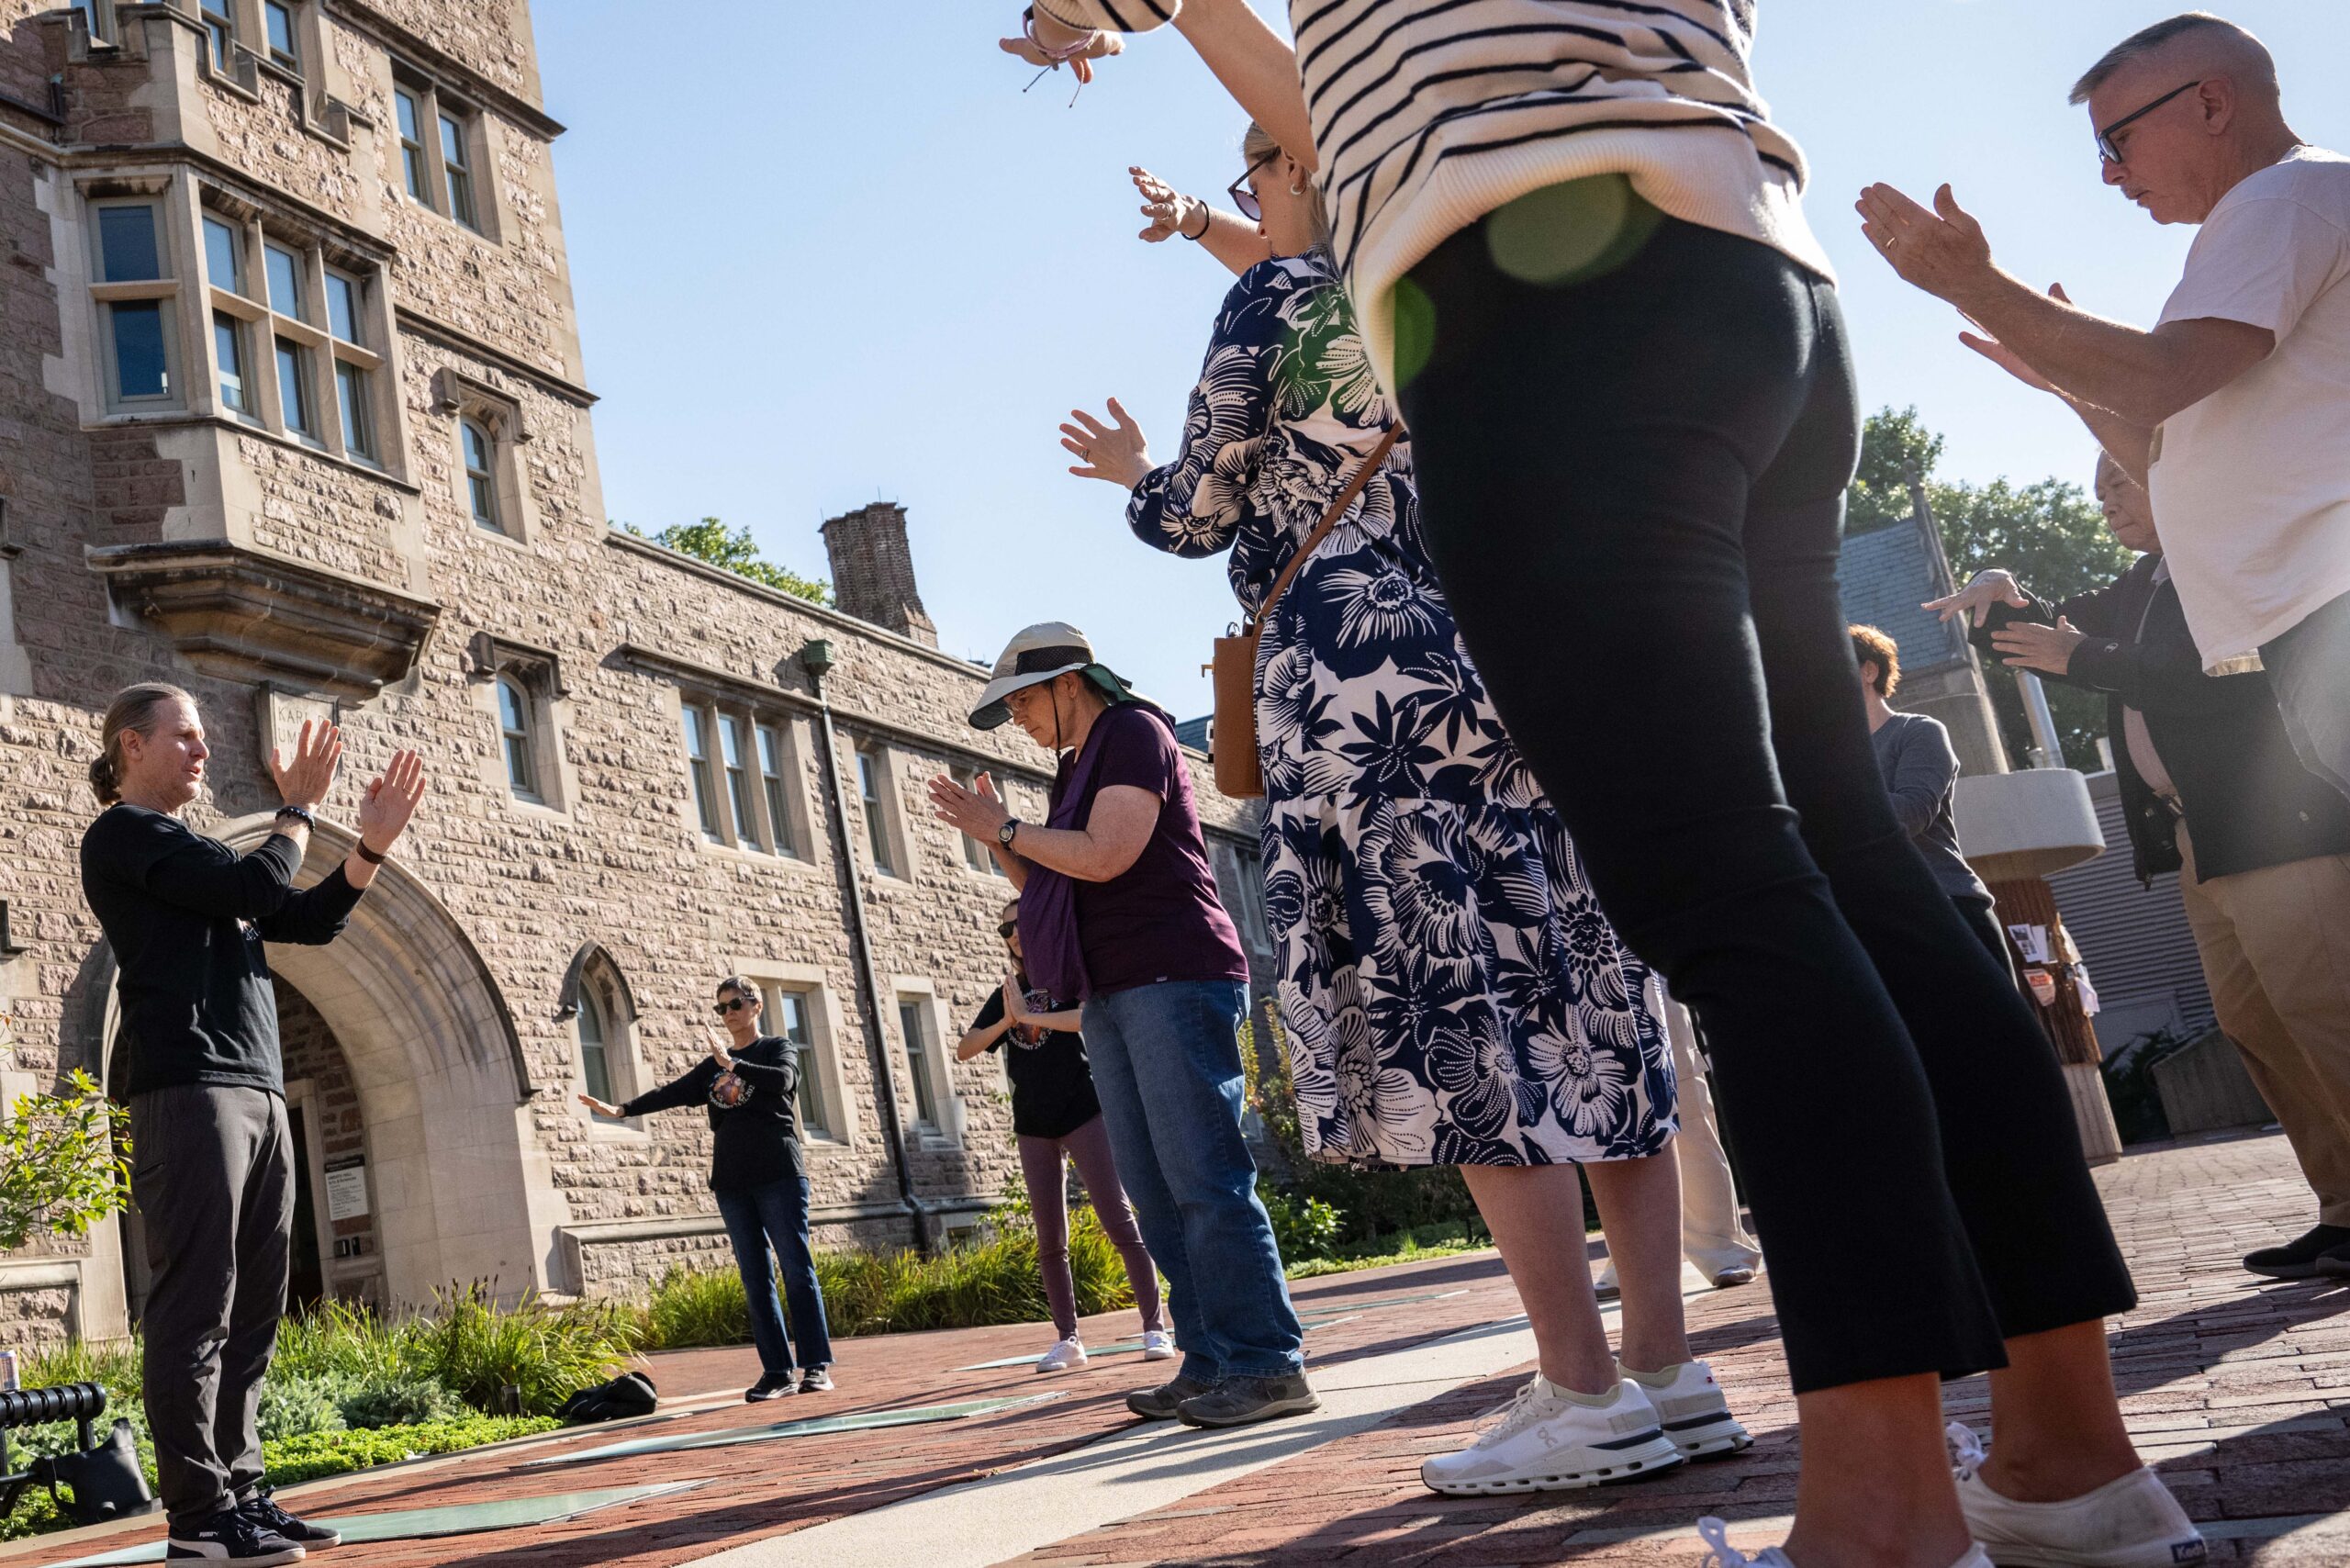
[1228,152,1279,222]
[2094,79,2202,164]
[712,997,750,1016]
[997,921,1019,939]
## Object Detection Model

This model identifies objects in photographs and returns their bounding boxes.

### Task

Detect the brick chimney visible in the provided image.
[820,502,936,647]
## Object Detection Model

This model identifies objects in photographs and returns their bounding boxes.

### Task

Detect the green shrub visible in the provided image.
[405,1283,638,1416]
[336,1372,468,1430]
[258,1414,559,1486]
[1260,1184,1342,1261]
[257,1373,349,1441]
[23,1336,141,1399]
[272,1298,416,1385]
[642,1263,752,1352]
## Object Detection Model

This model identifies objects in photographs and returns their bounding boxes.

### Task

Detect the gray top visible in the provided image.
[1870,711,1991,905]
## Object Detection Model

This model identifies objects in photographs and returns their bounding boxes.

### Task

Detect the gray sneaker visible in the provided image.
[1126,1373,1214,1420]
[1177,1372,1320,1428]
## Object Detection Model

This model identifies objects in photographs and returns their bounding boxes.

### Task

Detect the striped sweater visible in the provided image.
[1033,0,1835,392]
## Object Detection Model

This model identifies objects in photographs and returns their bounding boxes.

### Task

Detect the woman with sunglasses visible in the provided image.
[1061,129,1746,1495]
[999,6,2177,1566]
[957,895,1171,1373]
[580,977,834,1401]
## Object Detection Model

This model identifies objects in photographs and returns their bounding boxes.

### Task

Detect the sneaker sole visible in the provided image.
[1176,1394,1323,1429]
[2242,1260,2323,1280]
[1965,1536,2208,1568]
[1035,1361,1088,1374]
[1421,1430,1684,1495]
[1142,1349,1178,1361]
[1663,1411,1753,1460]
[166,1543,306,1566]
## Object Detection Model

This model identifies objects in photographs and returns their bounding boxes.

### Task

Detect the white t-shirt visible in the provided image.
[2151,147,2350,671]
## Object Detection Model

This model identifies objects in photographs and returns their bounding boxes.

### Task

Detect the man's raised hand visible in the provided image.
[268,719,342,810]
[1856,183,1997,305]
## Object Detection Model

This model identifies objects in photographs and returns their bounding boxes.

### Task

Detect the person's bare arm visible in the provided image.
[931,773,1159,884]
[1013,2,1313,169]
[1171,0,1315,171]
[1857,184,2273,430]
[1133,168,1274,277]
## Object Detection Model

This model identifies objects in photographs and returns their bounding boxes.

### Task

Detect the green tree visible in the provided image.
[1847,409,2132,772]
[0,1070,131,1252]
[617,518,832,607]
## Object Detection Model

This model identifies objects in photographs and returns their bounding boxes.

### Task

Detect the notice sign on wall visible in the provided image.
[324,1159,370,1222]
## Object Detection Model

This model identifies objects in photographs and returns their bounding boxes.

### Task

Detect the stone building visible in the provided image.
[0,0,1270,1343]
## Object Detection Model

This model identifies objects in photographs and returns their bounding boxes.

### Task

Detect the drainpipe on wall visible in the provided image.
[797,639,935,1253]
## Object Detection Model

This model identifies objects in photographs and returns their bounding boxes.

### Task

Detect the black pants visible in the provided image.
[129,1085,293,1527]
[1396,200,2134,1393]
[1954,894,2026,994]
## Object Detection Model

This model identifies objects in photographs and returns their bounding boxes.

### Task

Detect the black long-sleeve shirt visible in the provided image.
[619,1035,803,1192]
[81,804,365,1099]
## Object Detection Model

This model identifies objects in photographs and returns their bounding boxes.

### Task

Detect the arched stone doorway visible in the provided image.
[73,812,573,1333]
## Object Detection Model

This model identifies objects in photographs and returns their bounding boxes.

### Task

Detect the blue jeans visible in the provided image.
[1080,979,1302,1382]
[2265,588,2350,806]
[713,1176,833,1376]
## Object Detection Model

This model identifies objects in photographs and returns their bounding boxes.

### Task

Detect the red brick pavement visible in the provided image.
[12,1131,2344,1568]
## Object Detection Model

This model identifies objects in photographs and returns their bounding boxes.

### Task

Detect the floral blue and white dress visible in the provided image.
[1129,250,1675,1168]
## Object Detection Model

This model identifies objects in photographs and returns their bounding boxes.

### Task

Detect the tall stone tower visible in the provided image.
[822,502,936,647]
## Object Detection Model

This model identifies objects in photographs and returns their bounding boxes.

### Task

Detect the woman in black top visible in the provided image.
[580,977,834,1400]
[957,896,1168,1373]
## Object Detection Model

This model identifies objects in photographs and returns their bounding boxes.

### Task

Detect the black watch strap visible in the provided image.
[274,804,315,827]
[998,818,1021,848]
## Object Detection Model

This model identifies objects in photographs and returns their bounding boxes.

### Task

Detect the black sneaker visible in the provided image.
[1126,1373,1215,1421]
[2244,1224,2350,1280]
[746,1372,799,1402]
[798,1365,834,1393]
[167,1506,306,1564]
[1176,1372,1321,1429]
[240,1494,340,1548]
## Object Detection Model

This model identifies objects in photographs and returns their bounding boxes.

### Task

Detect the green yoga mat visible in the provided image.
[524,1393,1066,1467]
[45,1481,708,1566]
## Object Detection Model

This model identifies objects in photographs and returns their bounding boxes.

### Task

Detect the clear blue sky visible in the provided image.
[534,2,2347,713]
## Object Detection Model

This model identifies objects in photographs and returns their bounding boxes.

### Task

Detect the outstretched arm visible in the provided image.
[1133,166,1273,278]
[1856,184,2273,464]
[1011,2,1314,169]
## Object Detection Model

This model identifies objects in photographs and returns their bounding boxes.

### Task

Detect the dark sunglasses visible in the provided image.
[997,921,1019,939]
[2095,79,2202,164]
[712,997,751,1016]
[1228,152,1280,222]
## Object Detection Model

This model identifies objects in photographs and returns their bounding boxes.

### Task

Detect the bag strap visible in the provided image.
[1246,426,1401,632]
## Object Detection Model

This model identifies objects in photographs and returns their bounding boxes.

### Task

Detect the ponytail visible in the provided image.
[90,683,194,807]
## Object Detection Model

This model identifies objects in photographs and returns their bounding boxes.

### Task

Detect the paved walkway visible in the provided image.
[12,1131,2345,1567]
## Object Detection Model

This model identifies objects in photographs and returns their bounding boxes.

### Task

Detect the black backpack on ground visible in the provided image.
[556,1371,659,1424]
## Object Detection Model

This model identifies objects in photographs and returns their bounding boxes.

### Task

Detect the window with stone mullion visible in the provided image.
[90,198,179,410]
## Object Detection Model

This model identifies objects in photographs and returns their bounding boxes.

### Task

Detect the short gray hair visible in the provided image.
[2069,12,2271,105]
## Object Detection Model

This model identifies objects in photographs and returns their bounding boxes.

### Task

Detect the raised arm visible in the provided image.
[1012,1,1314,171]
[1857,185,2275,477]
[1133,166,1274,278]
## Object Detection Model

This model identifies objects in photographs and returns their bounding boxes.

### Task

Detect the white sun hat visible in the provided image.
[968,622,1136,731]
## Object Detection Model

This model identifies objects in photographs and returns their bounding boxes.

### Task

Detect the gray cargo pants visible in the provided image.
[128,1084,293,1528]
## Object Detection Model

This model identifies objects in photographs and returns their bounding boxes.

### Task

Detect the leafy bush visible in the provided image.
[260,1414,559,1486]
[1259,1183,1342,1261]
[642,1263,752,1352]
[0,1070,133,1251]
[404,1283,638,1416]
[257,1373,348,1441]
[23,1335,141,1399]
[337,1372,468,1430]
[2100,1026,2199,1145]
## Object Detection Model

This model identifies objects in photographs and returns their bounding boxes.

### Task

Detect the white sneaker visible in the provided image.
[1140,1329,1177,1361]
[1419,1374,1681,1495]
[1948,1423,2207,1568]
[1621,1359,1751,1459]
[1035,1337,1088,1374]
[1697,1517,1994,1568]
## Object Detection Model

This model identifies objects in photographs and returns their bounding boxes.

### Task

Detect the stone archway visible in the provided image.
[71,812,574,1323]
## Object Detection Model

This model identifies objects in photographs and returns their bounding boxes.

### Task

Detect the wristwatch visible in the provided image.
[274,804,315,828]
[998,818,1022,849]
